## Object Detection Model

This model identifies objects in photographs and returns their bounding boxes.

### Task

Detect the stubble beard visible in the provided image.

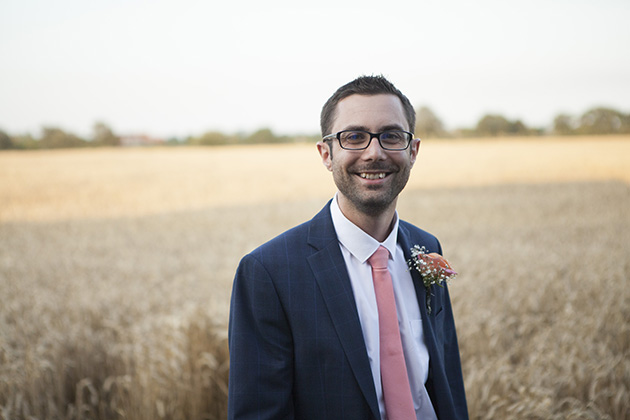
[332,162,412,217]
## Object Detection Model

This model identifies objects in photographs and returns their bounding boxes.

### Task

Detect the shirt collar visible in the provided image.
[330,193,400,264]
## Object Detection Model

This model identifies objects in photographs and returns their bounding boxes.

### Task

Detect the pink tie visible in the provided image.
[368,246,416,420]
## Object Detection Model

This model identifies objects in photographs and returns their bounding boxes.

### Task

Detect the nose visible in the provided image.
[361,134,387,160]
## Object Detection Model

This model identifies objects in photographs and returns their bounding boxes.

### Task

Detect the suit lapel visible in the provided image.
[397,223,430,321]
[307,203,381,420]
[397,223,441,404]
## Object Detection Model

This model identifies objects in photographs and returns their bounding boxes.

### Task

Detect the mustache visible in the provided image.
[349,163,398,173]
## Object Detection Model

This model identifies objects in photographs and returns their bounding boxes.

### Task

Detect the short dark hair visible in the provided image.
[320,75,416,137]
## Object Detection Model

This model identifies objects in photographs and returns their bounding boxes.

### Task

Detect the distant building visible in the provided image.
[119,134,166,147]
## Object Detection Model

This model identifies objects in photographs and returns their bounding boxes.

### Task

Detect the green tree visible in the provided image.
[40,127,86,149]
[11,133,38,149]
[246,128,282,144]
[475,114,512,136]
[0,129,13,150]
[415,106,446,138]
[475,114,531,136]
[553,114,576,135]
[508,119,530,135]
[191,131,233,146]
[577,107,628,134]
[92,121,120,146]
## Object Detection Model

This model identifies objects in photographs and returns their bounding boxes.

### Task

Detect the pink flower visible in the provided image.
[407,245,458,314]
[417,252,458,278]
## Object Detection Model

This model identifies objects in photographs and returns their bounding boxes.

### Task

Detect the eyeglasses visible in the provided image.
[322,130,414,151]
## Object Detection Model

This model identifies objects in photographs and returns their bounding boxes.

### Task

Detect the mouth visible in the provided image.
[358,172,387,180]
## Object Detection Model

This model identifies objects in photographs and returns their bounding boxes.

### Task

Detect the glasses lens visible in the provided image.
[336,130,411,150]
[339,131,370,149]
[379,131,411,150]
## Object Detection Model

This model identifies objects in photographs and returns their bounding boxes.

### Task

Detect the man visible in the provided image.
[228,75,468,419]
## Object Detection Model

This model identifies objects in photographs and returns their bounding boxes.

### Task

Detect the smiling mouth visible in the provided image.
[359,172,387,180]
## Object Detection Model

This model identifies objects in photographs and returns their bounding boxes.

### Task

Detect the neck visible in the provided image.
[337,195,398,242]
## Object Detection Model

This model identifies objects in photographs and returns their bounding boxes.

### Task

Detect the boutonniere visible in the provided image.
[407,245,458,314]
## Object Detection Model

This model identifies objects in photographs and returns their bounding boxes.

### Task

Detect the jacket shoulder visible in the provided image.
[253,220,311,255]
[246,201,334,259]
[398,219,443,255]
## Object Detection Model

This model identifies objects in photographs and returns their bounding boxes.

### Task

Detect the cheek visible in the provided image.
[401,152,416,168]
[329,156,341,173]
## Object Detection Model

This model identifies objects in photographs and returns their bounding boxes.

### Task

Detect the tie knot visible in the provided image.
[368,246,390,270]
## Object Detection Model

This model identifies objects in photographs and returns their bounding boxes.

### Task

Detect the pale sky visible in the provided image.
[1,0,629,139]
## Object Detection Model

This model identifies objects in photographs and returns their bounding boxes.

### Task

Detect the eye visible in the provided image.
[341,131,368,143]
[380,131,405,142]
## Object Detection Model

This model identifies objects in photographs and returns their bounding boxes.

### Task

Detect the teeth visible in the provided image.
[360,173,386,179]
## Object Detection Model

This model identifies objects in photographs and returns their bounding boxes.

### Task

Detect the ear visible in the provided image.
[409,137,421,166]
[317,141,333,172]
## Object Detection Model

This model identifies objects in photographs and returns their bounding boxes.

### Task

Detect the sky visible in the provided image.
[1,0,629,139]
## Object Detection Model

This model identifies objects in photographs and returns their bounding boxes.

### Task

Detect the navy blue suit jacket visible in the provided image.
[228,201,468,419]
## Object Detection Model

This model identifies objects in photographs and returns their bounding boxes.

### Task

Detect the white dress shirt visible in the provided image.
[330,195,438,420]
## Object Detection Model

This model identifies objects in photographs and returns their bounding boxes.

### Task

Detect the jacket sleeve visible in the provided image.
[440,284,469,419]
[228,253,295,419]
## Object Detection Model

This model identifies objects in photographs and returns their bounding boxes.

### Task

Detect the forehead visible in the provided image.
[333,94,408,132]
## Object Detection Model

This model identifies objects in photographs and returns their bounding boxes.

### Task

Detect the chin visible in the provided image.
[353,196,394,217]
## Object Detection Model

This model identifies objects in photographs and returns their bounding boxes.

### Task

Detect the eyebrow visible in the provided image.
[341,124,407,132]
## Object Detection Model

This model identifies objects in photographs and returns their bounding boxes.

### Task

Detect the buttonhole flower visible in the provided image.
[407,245,458,314]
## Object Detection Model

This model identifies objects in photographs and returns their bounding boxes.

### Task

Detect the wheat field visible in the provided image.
[1,136,629,419]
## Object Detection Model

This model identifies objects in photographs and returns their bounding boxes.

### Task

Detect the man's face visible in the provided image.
[317,94,420,218]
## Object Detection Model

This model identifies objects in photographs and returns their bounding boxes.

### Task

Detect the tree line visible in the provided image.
[1,106,629,150]
[0,123,319,150]
[415,106,630,138]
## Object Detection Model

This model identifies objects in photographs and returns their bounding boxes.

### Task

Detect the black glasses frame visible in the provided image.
[322,130,414,151]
